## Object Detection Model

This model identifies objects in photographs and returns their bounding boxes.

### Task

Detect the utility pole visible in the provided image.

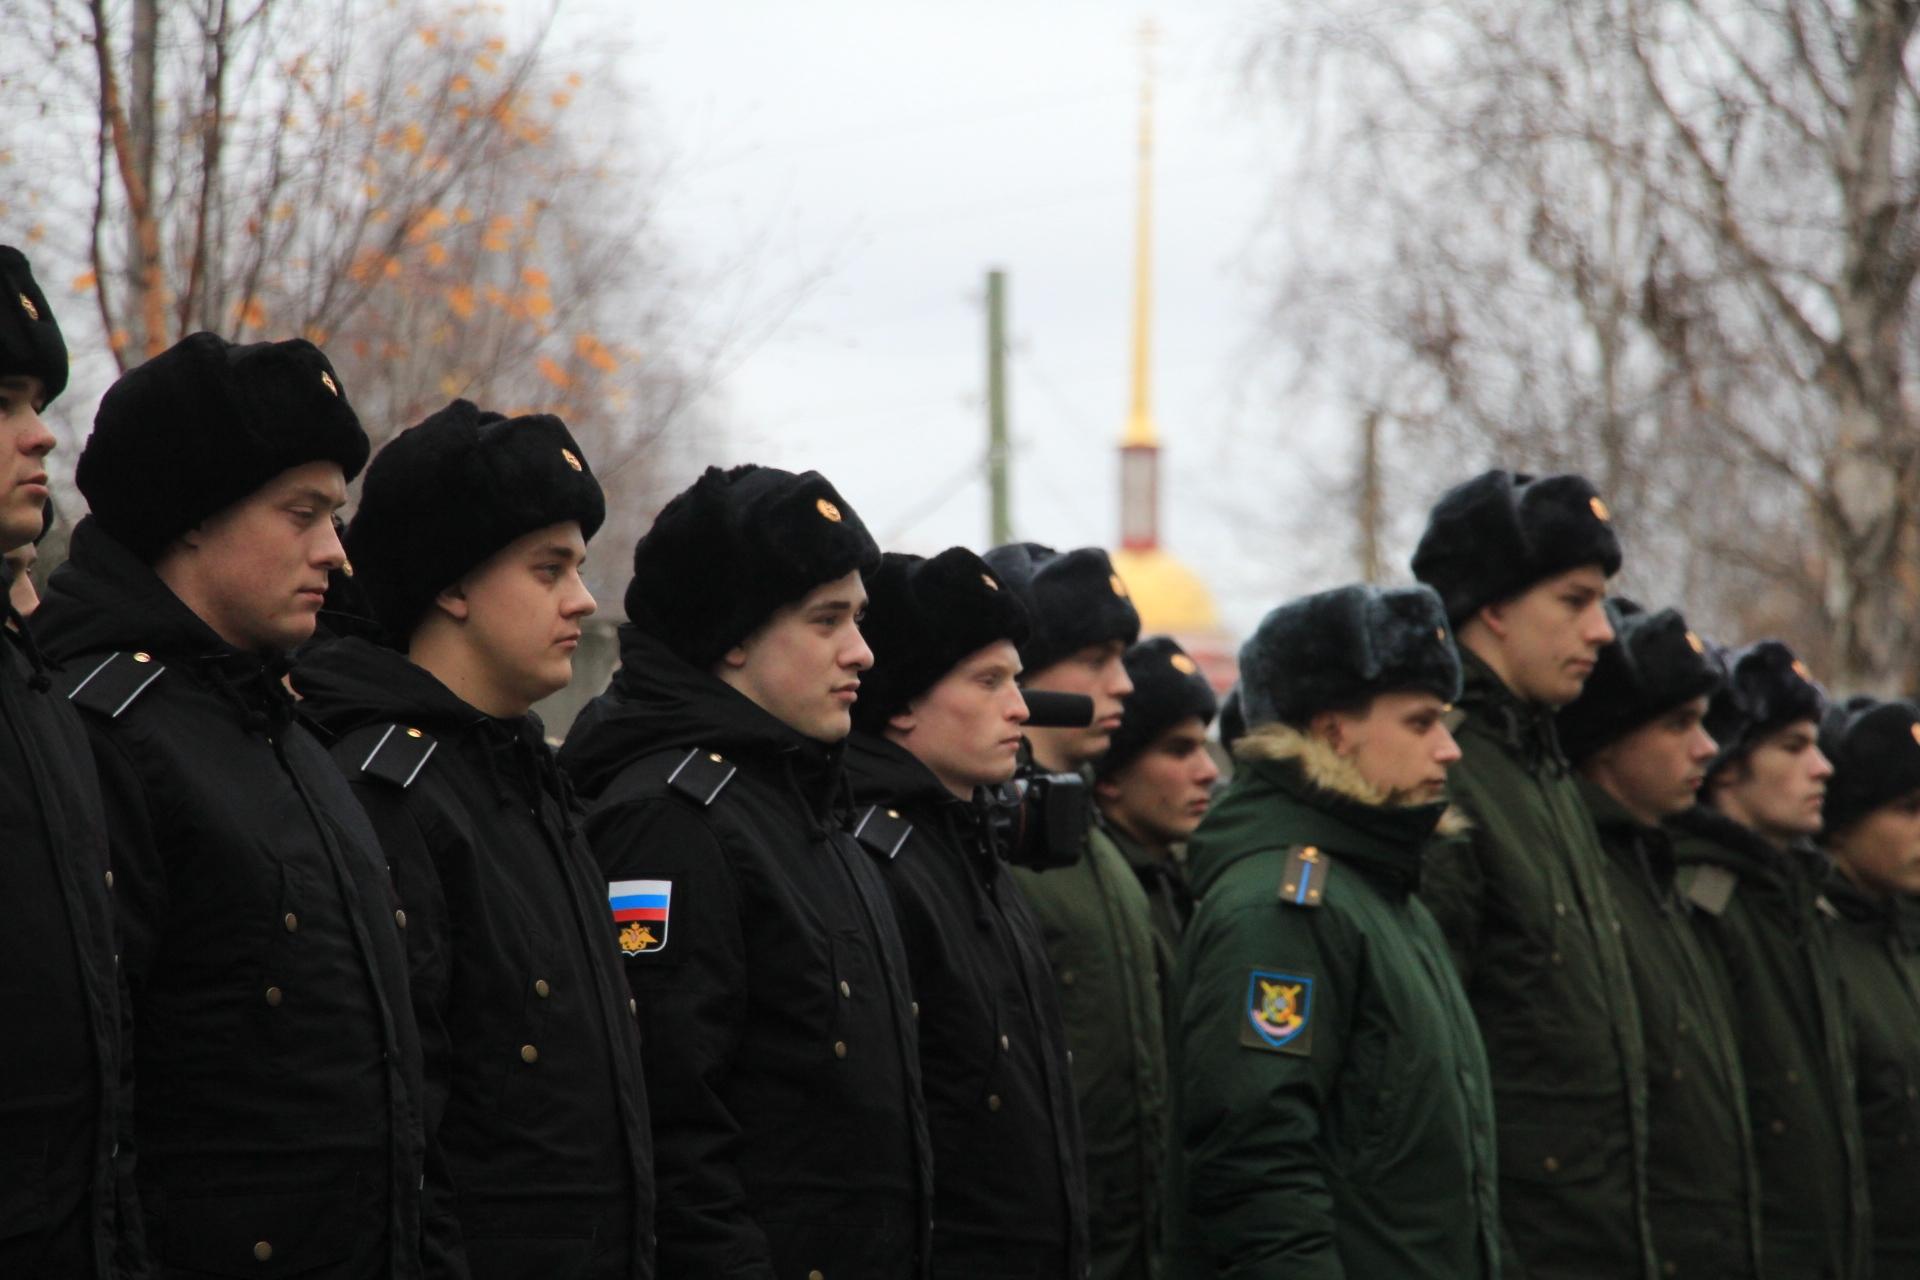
[986,267,1012,545]
[1358,408,1383,583]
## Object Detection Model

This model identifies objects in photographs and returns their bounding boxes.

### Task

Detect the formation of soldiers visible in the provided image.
[2,234,1917,1280]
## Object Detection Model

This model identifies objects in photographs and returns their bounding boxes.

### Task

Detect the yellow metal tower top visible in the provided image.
[1123,20,1159,451]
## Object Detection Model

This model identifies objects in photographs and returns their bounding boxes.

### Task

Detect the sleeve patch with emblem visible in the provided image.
[609,879,671,955]
[1241,968,1315,1056]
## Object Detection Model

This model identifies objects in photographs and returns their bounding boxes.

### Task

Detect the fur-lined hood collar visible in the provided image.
[1187,722,1463,899]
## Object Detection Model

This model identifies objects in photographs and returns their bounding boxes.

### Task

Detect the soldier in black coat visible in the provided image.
[844,547,1089,1279]
[34,333,429,1279]
[0,245,142,1277]
[560,464,933,1279]
[293,400,654,1279]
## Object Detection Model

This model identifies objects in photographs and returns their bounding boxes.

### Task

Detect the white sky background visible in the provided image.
[551,0,1340,639]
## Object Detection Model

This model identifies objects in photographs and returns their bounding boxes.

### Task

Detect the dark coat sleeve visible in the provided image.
[342,780,470,1280]
[585,795,770,1277]
[1419,828,1488,986]
[1175,897,1352,1279]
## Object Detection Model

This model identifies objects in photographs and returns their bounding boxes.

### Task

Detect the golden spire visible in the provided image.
[1123,20,1158,450]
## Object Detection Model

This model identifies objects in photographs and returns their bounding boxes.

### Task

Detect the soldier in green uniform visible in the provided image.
[983,542,1160,1280]
[1166,582,1498,1279]
[1669,642,1869,1279]
[1815,696,1920,1275]
[1557,603,1762,1277]
[1410,470,1657,1280]
[1093,636,1220,953]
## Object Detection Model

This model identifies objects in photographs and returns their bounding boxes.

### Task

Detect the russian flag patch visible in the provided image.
[609,879,671,956]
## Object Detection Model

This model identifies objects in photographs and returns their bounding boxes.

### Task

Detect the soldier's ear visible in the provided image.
[886,707,917,735]
[1475,599,1512,641]
[718,643,750,671]
[1309,709,1350,756]
[432,582,470,623]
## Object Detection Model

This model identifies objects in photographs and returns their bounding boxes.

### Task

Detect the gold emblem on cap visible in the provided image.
[1589,495,1611,522]
[1435,626,1446,643]
[1110,573,1129,598]
[18,293,38,321]
[1170,653,1198,675]
[1792,659,1811,679]
[816,497,843,522]
[981,574,999,591]
[1685,630,1704,654]
[1909,723,1920,749]
[561,447,582,472]
[319,370,338,396]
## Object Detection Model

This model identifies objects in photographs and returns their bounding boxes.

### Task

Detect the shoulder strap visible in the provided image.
[1679,863,1738,917]
[666,746,736,808]
[344,722,439,789]
[66,650,166,719]
[1276,843,1333,909]
[850,804,914,861]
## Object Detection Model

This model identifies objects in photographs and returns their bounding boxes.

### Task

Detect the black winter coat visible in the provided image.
[293,637,655,1280]
[0,616,141,1277]
[559,625,933,1280]
[842,732,1088,1279]
[35,518,428,1280]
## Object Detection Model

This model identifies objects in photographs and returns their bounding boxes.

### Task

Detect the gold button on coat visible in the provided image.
[987,1095,1002,1112]
[1542,1156,1560,1173]
[534,979,551,998]
[520,1044,539,1064]
[838,980,850,998]
[254,1241,273,1262]
[833,1041,847,1059]
[283,913,298,932]
[265,987,283,1007]
[809,1271,824,1280]
[998,1034,1009,1051]
[394,910,407,928]
[104,870,113,889]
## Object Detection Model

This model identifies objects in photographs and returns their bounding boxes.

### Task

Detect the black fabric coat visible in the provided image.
[1826,875,1920,1274]
[842,732,1088,1279]
[0,618,141,1277]
[292,637,655,1280]
[34,518,428,1280]
[1670,805,1871,1280]
[559,625,933,1279]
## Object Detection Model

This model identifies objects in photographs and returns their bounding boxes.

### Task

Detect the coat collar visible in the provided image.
[1457,648,1571,776]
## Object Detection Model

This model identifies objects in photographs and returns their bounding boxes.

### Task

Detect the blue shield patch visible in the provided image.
[1240,968,1314,1056]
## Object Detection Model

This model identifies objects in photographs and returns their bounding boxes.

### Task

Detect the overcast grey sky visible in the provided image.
[563,0,1327,637]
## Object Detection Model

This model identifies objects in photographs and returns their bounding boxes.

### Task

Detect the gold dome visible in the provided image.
[1109,546,1220,633]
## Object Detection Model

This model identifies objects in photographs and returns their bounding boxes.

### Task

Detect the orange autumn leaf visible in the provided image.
[234,297,267,328]
[521,267,549,288]
[575,332,618,373]
[424,243,448,267]
[536,356,571,389]
[447,285,476,319]
[71,270,97,293]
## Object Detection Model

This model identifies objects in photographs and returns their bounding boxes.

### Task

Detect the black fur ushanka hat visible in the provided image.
[1097,636,1218,778]
[852,546,1031,733]
[346,399,606,641]
[1557,600,1724,764]
[0,246,67,406]
[623,464,880,668]
[78,331,368,559]
[1239,583,1462,729]
[1703,640,1827,780]
[1820,695,1920,835]
[1412,469,1623,623]
[981,542,1141,677]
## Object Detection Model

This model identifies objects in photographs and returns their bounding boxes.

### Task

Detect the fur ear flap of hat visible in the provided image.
[1703,639,1827,780]
[622,464,880,669]
[1239,583,1462,729]
[981,542,1141,677]
[77,331,368,559]
[0,246,68,407]
[1411,469,1623,624]
[346,399,606,641]
[1557,599,1724,764]
[852,547,1031,733]
[1217,681,1247,754]
[1819,695,1920,836]
[1096,636,1219,778]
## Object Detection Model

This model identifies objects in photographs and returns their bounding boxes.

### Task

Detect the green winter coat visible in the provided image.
[1670,806,1870,1280]
[1421,655,1656,1280]
[1013,803,1168,1280]
[1578,780,1762,1279]
[1166,725,1499,1279]
[1827,875,1920,1274]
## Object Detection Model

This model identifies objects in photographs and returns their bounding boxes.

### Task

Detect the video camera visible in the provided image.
[988,690,1094,872]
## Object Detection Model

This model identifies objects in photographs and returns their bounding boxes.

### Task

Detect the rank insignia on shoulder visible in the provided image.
[359,724,437,788]
[67,651,166,719]
[1278,845,1329,908]
[1680,864,1737,917]
[667,748,736,807]
[1241,968,1314,1056]
[850,805,913,861]
[609,879,671,955]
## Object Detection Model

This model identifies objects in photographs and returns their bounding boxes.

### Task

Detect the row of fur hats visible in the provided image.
[1557,600,1723,765]
[1820,695,1920,835]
